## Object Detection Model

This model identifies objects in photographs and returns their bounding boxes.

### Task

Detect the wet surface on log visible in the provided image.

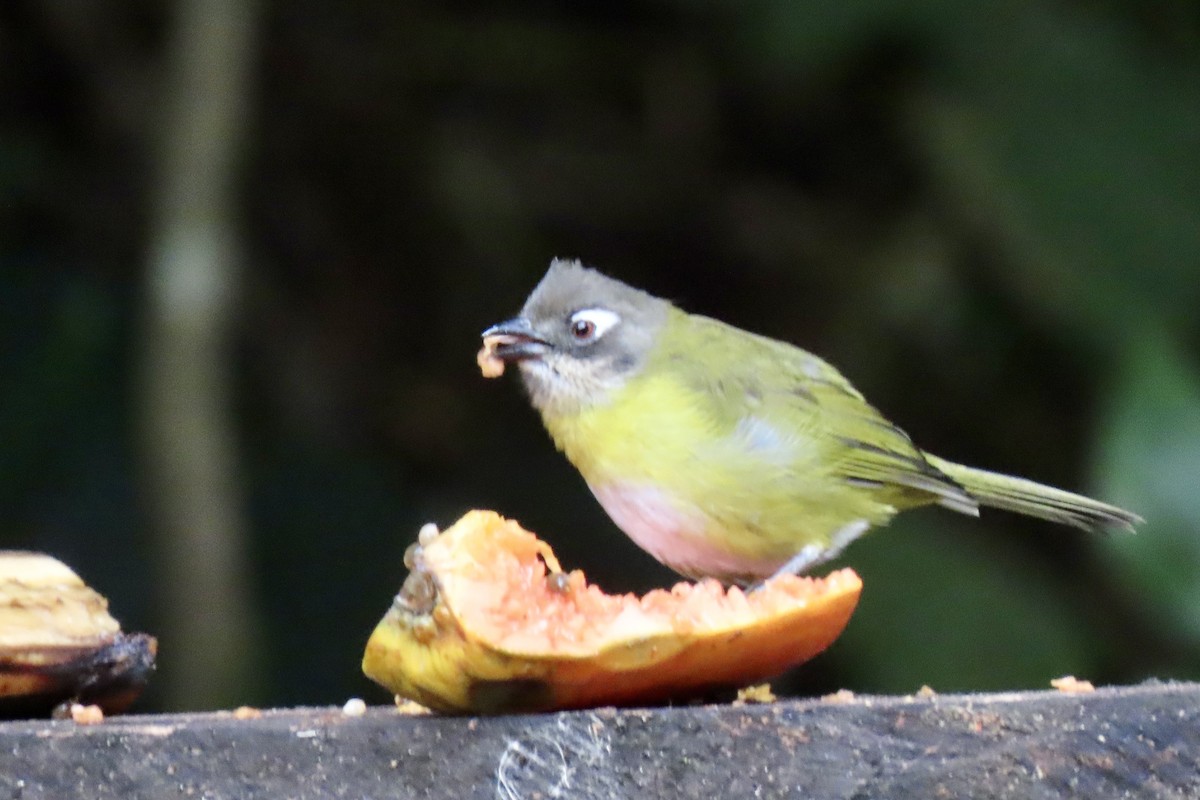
[0,682,1196,799]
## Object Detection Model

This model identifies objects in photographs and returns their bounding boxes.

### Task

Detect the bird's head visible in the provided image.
[482,259,670,417]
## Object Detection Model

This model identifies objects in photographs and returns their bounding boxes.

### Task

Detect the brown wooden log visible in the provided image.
[0,681,1196,799]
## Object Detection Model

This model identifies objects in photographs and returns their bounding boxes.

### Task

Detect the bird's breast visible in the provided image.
[589,481,787,581]
[541,371,710,483]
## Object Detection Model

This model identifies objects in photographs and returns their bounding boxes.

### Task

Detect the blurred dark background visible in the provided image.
[2,0,1198,712]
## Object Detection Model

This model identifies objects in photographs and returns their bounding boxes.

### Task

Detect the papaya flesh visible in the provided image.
[362,511,861,713]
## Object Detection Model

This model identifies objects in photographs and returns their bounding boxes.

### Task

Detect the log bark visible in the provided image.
[1,682,1197,799]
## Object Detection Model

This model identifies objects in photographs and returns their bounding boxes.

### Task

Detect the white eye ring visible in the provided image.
[568,308,621,343]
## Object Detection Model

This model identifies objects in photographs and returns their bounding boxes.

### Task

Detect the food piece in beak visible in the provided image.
[477,318,550,378]
[477,337,507,378]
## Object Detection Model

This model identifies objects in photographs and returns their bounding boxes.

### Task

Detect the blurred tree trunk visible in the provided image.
[139,0,262,710]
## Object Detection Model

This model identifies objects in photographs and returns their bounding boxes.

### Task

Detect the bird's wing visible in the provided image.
[672,315,976,512]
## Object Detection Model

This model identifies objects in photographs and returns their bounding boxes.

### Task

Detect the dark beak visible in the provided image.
[481,317,550,362]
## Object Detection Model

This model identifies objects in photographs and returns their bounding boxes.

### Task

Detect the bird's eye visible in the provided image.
[567,308,621,344]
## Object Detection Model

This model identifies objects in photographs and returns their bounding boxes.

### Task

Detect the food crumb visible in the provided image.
[394,697,431,715]
[233,705,263,720]
[477,340,506,378]
[822,689,856,704]
[69,703,105,725]
[342,697,367,716]
[917,685,937,698]
[1050,675,1095,693]
[734,684,777,704]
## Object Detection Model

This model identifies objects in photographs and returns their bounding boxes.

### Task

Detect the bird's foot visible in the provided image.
[749,519,870,592]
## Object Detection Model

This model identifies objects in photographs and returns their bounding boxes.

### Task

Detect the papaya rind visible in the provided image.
[362,511,861,713]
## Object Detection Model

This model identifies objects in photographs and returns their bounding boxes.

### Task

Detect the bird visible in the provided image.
[479,258,1142,586]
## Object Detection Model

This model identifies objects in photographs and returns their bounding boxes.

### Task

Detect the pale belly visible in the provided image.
[589,481,788,582]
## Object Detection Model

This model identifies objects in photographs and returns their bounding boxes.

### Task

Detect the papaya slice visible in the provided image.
[362,511,861,713]
[0,552,157,719]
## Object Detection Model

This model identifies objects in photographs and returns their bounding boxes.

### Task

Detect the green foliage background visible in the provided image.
[2,0,1198,709]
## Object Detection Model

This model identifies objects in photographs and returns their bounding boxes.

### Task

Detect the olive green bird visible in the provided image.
[482,259,1141,586]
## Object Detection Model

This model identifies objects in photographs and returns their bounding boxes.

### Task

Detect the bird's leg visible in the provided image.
[749,519,870,591]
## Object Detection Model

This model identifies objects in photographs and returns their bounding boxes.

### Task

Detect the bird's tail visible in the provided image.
[924,454,1142,533]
